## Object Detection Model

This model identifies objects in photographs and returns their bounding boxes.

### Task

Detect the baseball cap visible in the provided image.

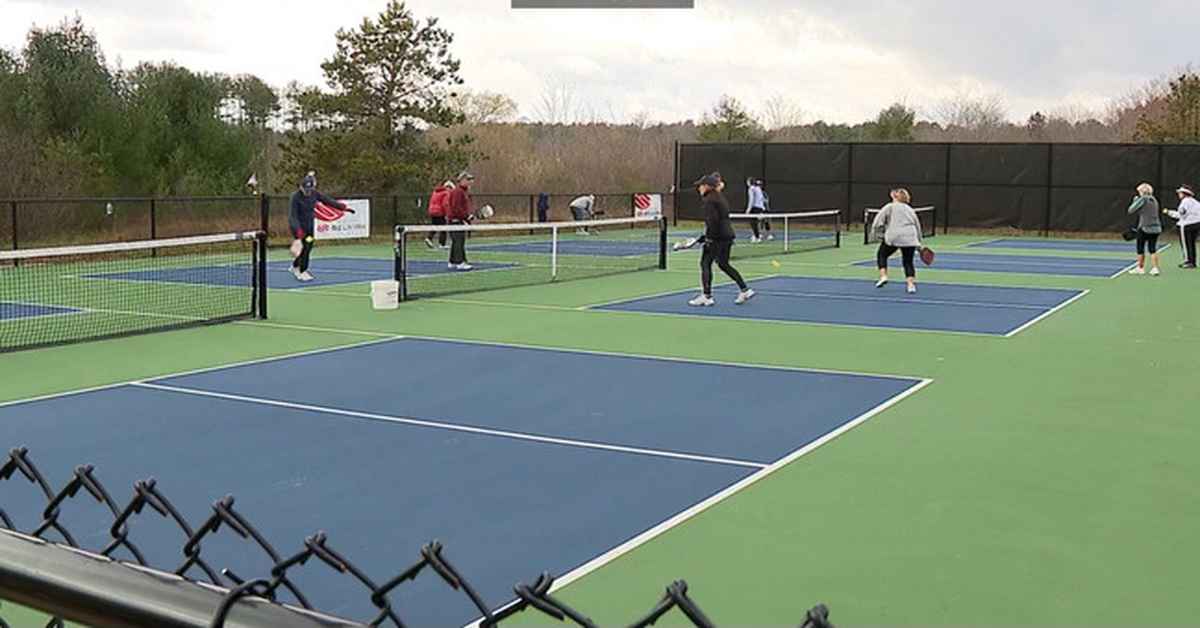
[693,172,721,188]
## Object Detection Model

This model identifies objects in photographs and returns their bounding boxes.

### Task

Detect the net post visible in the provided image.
[395,225,408,301]
[658,216,668,269]
[551,226,559,279]
[9,200,17,267]
[256,230,268,319]
[149,199,157,256]
[835,212,842,248]
[863,211,869,246]
[259,193,270,242]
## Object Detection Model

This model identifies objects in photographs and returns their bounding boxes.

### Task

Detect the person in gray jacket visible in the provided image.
[1128,183,1163,276]
[870,188,924,294]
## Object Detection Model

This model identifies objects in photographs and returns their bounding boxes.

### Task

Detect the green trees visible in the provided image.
[278,1,476,193]
[0,16,276,197]
[697,96,765,142]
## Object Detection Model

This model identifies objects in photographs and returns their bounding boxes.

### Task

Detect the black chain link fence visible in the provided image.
[0,447,832,628]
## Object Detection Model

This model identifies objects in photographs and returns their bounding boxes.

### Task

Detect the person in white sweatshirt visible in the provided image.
[745,178,772,242]
[1164,184,1200,269]
[870,188,925,294]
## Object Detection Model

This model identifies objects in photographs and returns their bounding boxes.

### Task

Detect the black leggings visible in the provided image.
[291,231,314,273]
[701,240,748,296]
[748,207,771,238]
[430,215,447,246]
[1184,223,1199,265]
[1136,231,1160,255]
[449,220,468,264]
[877,243,916,278]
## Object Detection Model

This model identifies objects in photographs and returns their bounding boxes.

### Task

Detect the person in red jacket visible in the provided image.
[425,180,453,249]
[445,171,475,270]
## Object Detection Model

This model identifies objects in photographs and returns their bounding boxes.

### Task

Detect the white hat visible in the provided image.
[1177,184,1195,196]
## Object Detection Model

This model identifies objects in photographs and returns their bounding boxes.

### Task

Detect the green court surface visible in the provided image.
[2,231,1197,626]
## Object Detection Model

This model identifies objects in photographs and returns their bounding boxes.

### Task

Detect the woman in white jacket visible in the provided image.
[870,188,925,294]
[1164,184,1200,269]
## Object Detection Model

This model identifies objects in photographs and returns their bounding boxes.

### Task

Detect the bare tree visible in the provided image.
[450,90,519,124]
[929,91,1010,141]
[760,94,806,131]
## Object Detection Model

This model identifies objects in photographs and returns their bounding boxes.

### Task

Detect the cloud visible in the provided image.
[1,0,1197,123]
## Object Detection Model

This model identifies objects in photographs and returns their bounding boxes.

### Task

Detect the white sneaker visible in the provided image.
[766,234,775,241]
[875,278,888,288]
[688,294,715,307]
[448,263,456,269]
[298,271,314,282]
[439,244,450,250]
[907,284,917,294]
[1150,267,1161,276]
[735,289,756,305]
[290,266,303,280]
[750,236,760,243]
[455,263,474,271]
[1129,267,1146,275]
[424,238,436,249]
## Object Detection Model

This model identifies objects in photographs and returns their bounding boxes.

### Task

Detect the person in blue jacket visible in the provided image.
[288,172,349,282]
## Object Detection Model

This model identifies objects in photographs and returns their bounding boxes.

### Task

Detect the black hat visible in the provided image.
[693,172,721,188]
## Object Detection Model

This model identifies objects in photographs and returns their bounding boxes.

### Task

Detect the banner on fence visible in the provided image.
[315,199,370,239]
[634,194,662,217]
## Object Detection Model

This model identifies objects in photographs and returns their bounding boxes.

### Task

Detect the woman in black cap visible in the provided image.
[689,172,755,306]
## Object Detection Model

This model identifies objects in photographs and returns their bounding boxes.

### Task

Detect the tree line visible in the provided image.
[1,2,1197,201]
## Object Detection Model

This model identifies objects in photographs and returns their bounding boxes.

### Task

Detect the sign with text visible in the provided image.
[315,199,371,240]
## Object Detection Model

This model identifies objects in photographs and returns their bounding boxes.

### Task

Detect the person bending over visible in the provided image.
[871,188,924,294]
[569,194,597,235]
[689,172,755,307]
[288,172,348,282]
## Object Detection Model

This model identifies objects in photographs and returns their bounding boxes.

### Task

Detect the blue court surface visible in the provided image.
[594,276,1086,336]
[0,337,924,626]
[0,301,82,321]
[967,238,1169,253]
[87,257,516,290]
[855,252,1133,277]
[472,238,660,257]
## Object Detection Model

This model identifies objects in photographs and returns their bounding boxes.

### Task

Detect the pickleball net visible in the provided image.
[394,216,668,301]
[0,231,266,353]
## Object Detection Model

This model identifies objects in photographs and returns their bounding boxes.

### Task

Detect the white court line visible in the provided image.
[468,377,934,627]
[582,274,782,310]
[401,334,929,381]
[1003,289,1090,338]
[0,335,404,410]
[130,382,768,470]
[1109,261,1140,279]
[651,287,1055,311]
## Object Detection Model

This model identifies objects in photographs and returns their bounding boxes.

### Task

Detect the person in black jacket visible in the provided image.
[689,172,755,306]
[288,172,349,281]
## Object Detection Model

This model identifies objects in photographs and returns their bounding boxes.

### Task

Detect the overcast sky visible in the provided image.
[2,0,1198,124]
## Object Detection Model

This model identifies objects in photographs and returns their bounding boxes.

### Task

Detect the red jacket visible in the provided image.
[428,187,448,217]
[446,185,473,222]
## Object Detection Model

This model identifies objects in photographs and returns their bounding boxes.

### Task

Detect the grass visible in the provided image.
[1,229,1196,626]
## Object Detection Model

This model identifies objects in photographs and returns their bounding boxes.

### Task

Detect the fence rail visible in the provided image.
[0,192,678,252]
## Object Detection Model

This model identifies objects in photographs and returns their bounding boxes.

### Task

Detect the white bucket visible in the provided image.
[370,280,400,310]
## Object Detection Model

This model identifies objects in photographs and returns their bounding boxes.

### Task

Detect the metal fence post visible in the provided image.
[149,199,157,256]
[1044,143,1054,237]
[845,143,854,230]
[942,144,951,235]
[10,201,17,266]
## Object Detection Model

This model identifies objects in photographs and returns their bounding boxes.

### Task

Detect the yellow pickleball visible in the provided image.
[771,260,782,268]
